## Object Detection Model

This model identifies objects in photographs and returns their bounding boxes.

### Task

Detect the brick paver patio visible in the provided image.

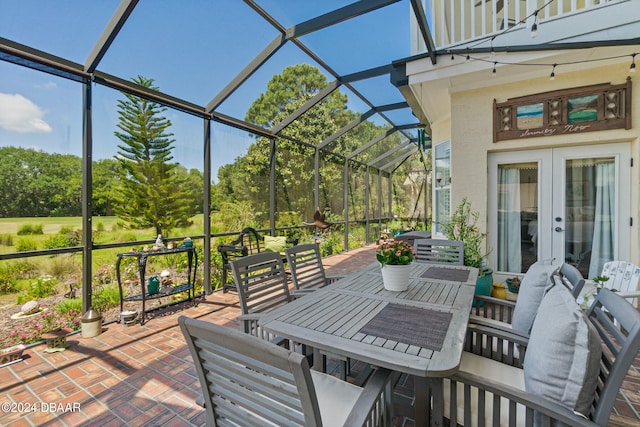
[1,245,638,426]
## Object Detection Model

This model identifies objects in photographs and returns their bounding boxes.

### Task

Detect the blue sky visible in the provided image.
[0,1,415,178]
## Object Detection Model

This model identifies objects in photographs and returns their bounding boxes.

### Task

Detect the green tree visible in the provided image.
[236,65,352,219]
[92,158,121,216]
[0,146,82,217]
[212,64,419,227]
[112,76,192,236]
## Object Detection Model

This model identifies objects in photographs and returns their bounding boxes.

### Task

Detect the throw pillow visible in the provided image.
[511,259,558,334]
[264,236,287,254]
[524,284,602,418]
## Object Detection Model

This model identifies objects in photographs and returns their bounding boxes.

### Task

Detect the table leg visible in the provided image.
[429,378,444,427]
[414,376,429,427]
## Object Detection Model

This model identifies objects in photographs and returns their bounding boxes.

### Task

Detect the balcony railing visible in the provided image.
[416,0,622,51]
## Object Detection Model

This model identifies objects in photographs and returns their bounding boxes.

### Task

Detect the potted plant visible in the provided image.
[439,198,493,297]
[592,275,610,293]
[376,239,416,291]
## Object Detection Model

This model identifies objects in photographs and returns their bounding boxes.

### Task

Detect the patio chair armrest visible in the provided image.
[467,322,529,344]
[449,369,600,426]
[325,275,343,285]
[617,290,640,299]
[291,289,316,298]
[465,322,529,367]
[471,295,516,323]
[238,313,261,335]
[195,395,205,408]
[344,368,394,426]
[468,315,516,334]
[238,313,288,347]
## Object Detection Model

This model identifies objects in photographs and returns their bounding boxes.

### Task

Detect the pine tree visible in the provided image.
[113,75,192,236]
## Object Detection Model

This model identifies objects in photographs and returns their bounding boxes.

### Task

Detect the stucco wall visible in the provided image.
[439,62,639,264]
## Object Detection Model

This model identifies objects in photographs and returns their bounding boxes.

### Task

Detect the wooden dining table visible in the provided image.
[260,261,478,427]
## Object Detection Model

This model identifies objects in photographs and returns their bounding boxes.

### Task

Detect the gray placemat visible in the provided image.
[420,266,470,282]
[359,303,452,351]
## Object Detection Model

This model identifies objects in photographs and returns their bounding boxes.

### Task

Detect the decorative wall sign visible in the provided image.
[494,78,631,142]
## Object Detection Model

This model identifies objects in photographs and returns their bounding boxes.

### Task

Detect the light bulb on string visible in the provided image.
[490,38,496,58]
[531,11,538,38]
[631,54,636,73]
[550,64,556,81]
[466,54,471,62]
[492,62,497,77]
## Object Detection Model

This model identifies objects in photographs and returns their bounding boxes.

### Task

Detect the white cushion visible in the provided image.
[525,284,602,418]
[511,259,557,334]
[444,352,526,427]
[311,370,362,425]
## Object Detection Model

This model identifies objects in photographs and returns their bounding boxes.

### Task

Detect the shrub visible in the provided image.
[42,234,71,249]
[42,230,80,249]
[0,275,17,295]
[16,275,58,304]
[15,237,38,252]
[41,255,80,277]
[58,226,74,234]
[92,284,121,311]
[17,223,44,235]
[93,264,114,285]
[95,221,105,232]
[0,233,13,246]
[55,297,82,314]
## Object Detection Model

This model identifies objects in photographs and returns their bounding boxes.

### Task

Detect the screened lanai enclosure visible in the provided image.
[0,1,433,314]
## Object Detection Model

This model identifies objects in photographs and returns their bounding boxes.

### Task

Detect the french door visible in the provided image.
[488,143,630,279]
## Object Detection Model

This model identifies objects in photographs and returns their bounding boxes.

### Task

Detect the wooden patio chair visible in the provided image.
[466,262,583,367]
[413,238,464,265]
[444,287,640,426]
[230,251,292,341]
[179,317,394,427]
[285,243,342,296]
[285,243,350,378]
[601,260,640,297]
[472,261,583,327]
[218,227,262,292]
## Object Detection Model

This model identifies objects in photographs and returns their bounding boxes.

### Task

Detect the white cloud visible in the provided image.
[33,81,57,90]
[0,93,52,133]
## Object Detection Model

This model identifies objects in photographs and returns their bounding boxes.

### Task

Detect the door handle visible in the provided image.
[555,227,564,232]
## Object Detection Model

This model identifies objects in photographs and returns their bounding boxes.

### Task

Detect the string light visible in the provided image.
[459,52,637,80]
[490,37,496,58]
[451,54,455,61]
[531,11,538,38]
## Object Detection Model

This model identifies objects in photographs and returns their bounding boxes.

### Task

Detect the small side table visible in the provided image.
[116,246,197,324]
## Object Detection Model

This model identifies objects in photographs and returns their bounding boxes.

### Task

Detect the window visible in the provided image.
[433,141,450,235]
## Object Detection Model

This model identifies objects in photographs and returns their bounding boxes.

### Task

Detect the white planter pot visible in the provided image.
[381,264,411,291]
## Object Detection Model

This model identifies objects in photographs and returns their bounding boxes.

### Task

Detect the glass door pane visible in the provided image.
[497,163,538,273]
[564,157,615,278]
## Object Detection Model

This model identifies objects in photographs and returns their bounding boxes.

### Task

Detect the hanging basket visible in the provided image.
[381,264,411,292]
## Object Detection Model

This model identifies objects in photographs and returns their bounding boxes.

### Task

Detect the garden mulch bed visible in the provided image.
[0,274,197,348]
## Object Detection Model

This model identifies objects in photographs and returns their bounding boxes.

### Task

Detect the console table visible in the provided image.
[116,246,197,324]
